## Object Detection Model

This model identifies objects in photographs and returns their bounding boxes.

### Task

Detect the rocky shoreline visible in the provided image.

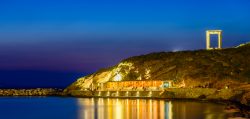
[0,88,248,107]
[1,88,250,118]
[0,88,63,96]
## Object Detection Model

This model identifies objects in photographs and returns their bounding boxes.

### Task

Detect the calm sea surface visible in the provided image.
[0,97,232,119]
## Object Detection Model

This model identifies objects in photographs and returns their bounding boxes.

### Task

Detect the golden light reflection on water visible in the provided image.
[77,98,228,119]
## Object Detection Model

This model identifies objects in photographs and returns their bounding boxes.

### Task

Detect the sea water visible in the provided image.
[0,97,234,119]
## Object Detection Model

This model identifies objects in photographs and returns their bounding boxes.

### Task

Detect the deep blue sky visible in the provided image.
[0,0,250,88]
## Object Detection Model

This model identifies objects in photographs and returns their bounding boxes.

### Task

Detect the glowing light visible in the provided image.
[77,98,95,119]
[126,91,129,96]
[145,69,151,79]
[137,75,142,80]
[117,62,134,70]
[115,99,122,119]
[149,100,153,119]
[107,91,110,96]
[136,91,140,97]
[98,91,101,96]
[169,101,173,119]
[206,30,222,50]
[148,91,152,97]
[114,73,122,81]
[172,48,182,52]
[137,99,140,119]
[76,98,169,119]
[116,91,119,96]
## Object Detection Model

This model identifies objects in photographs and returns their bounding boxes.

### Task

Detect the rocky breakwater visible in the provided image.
[0,88,62,96]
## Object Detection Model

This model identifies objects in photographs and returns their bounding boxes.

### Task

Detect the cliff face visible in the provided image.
[66,43,250,91]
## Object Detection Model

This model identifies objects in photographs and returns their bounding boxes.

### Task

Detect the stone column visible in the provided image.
[218,32,222,49]
[206,31,210,49]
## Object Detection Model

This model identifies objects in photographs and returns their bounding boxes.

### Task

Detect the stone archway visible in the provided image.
[206,30,222,50]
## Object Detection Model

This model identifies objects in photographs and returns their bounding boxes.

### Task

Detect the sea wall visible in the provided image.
[66,88,250,106]
[67,88,241,99]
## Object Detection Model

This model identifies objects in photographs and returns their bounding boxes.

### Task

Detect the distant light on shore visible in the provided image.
[172,48,182,52]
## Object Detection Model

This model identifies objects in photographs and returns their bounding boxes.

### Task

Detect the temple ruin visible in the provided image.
[206,30,222,50]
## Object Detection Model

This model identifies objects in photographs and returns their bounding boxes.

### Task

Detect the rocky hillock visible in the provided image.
[67,43,250,90]
[65,43,250,105]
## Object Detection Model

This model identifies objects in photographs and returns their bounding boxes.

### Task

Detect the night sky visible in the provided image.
[0,0,250,88]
